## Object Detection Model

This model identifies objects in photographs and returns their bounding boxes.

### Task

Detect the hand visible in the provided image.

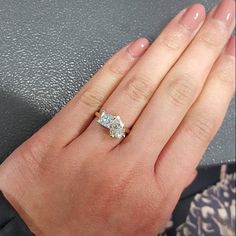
[0,1,235,235]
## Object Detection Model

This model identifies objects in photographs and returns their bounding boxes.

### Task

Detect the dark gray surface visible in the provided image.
[0,0,235,166]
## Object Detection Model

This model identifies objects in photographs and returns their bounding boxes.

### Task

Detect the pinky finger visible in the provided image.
[155,36,235,194]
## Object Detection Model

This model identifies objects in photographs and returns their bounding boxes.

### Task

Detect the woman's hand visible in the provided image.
[0,0,235,235]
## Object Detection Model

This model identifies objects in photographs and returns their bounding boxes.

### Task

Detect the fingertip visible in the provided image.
[127,37,150,58]
[192,3,206,14]
[213,0,235,26]
[179,3,206,31]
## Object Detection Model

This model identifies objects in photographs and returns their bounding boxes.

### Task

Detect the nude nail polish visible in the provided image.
[213,0,235,26]
[127,38,150,57]
[226,36,236,56]
[179,4,206,31]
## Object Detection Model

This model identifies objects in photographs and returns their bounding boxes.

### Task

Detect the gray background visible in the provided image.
[0,0,235,166]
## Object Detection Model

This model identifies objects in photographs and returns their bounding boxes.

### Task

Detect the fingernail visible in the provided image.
[127,37,150,57]
[213,0,235,26]
[179,4,206,31]
[226,36,235,56]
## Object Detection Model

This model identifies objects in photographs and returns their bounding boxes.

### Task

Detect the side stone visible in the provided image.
[97,111,115,128]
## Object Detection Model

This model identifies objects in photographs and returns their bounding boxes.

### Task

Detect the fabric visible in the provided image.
[162,170,236,236]
[177,173,235,236]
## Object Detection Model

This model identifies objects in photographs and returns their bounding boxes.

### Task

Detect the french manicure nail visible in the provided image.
[226,36,235,57]
[179,4,206,31]
[213,0,235,26]
[127,37,150,57]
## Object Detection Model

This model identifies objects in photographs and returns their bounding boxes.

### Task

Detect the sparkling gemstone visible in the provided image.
[97,111,126,139]
[110,126,126,138]
[109,116,126,139]
[111,116,124,129]
[97,111,114,128]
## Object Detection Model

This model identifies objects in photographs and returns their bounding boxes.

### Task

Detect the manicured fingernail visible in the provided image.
[179,4,206,31]
[226,36,235,56]
[213,0,235,26]
[127,37,150,57]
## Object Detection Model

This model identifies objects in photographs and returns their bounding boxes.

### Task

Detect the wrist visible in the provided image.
[0,152,40,235]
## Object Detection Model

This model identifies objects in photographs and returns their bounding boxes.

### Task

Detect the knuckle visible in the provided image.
[18,136,49,175]
[214,59,236,85]
[160,26,188,51]
[108,63,125,76]
[167,75,197,107]
[106,50,134,77]
[79,88,104,110]
[198,22,224,49]
[186,114,216,143]
[125,74,152,102]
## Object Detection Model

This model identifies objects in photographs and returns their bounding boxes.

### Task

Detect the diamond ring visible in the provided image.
[95,110,130,139]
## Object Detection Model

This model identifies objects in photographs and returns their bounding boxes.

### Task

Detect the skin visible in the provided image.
[0,0,235,235]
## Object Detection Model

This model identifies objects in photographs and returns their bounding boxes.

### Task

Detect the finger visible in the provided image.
[185,170,198,188]
[125,0,235,163]
[32,38,149,148]
[155,36,235,195]
[77,4,206,151]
